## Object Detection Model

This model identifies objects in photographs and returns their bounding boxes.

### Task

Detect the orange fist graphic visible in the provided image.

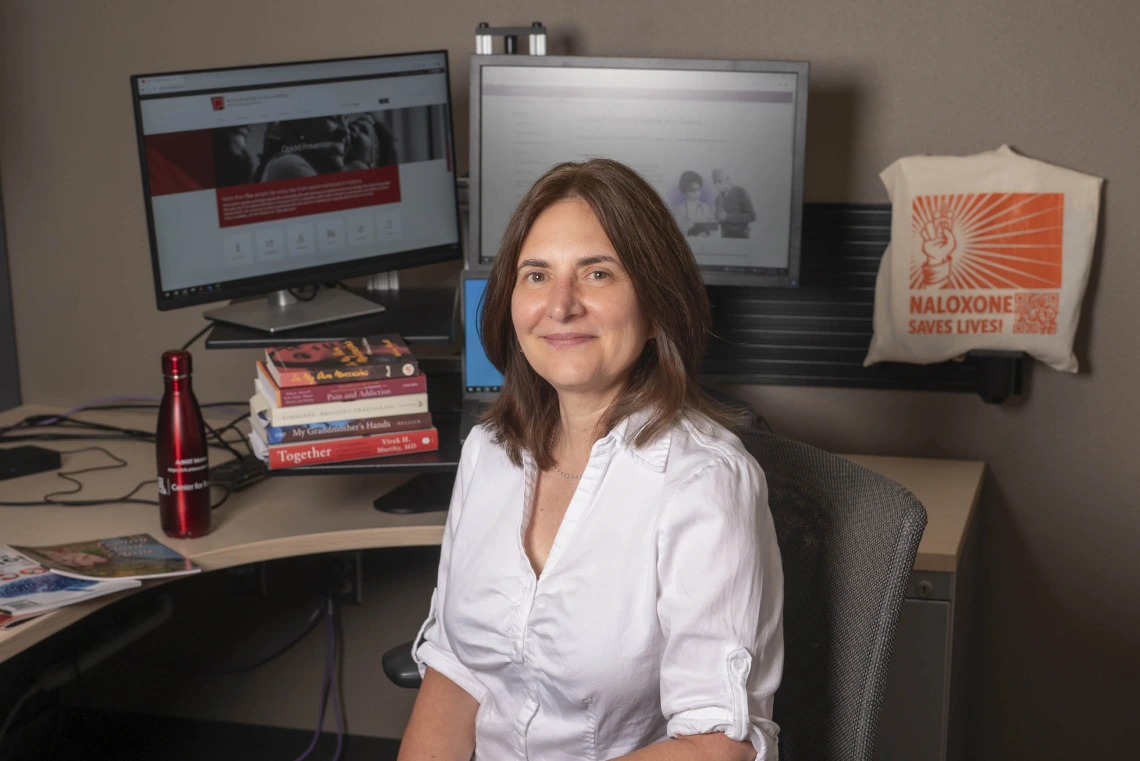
[919,209,957,287]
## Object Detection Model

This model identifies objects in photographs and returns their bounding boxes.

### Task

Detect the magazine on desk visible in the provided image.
[10,534,201,582]
[0,548,140,628]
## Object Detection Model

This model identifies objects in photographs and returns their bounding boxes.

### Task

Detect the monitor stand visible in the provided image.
[203,288,385,333]
[373,472,456,514]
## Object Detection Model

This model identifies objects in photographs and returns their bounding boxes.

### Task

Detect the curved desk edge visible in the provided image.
[0,525,446,664]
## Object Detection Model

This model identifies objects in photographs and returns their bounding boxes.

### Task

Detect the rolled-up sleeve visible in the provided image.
[411,426,487,702]
[656,452,784,760]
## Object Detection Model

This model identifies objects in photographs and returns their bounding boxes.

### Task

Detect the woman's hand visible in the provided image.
[396,668,480,761]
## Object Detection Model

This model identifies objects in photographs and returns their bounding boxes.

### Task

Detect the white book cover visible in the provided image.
[254,375,428,426]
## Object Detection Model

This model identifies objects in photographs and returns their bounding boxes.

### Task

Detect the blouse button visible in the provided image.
[733,657,748,672]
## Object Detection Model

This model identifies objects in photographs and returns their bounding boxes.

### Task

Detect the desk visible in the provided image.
[0,405,981,761]
[0,405,447,663]
[847,454,984,761]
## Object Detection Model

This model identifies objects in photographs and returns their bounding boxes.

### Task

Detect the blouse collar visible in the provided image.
[607,408,672,473]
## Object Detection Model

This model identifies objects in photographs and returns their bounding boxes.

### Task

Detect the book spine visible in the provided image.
[266,412,434,444]
[276,375,427,407]
[267,428,440,469]
[273,357,420,387]
[267,393,429,426]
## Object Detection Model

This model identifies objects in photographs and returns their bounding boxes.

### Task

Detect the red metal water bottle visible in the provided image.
[156,350,211,538]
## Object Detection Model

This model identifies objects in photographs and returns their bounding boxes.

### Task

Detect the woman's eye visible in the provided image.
[589,270,610,281]
[525,272,545,283]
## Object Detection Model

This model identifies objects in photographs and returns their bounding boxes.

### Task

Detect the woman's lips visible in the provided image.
[542,334,594,348]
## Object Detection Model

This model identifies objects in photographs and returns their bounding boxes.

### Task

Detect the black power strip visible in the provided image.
[0,445,62,481]
[209,454,269,492]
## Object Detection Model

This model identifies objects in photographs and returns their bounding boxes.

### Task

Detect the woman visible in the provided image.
[672,170,715,236]
[400,159,783,761]
[343,113,398,171]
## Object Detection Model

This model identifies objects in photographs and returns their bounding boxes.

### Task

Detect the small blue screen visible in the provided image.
[464,277,504,392]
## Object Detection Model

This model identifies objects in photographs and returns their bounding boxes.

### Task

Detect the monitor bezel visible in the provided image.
[130,50,463,312]
[468,54,808,288]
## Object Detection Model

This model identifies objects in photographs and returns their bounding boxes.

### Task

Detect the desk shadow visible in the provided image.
[49,708,401,761]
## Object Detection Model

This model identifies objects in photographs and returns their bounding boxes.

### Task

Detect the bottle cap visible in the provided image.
[162,350,193,378]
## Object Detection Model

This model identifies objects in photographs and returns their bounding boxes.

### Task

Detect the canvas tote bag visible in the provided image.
[865,145,1102,372]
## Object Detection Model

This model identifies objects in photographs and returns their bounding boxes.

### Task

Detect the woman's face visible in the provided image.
[685,182,702,200]
[511,198,652,400]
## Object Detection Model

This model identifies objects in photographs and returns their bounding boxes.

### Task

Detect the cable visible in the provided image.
[2,412,248,457]
[153,602,324,676]
[294,596,335,761]
[0,404,258,508]
[0,448,160,507]
[201,417,244,461]
[208,412,253,456]
[208,482,234,512]
[0,440,236,508]
[330,598,345,761]
[180,324,213,352]
[51,395,161,424]
[2,402,249,435]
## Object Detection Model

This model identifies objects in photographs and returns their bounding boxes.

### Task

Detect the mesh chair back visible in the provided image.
[737,429,927,761]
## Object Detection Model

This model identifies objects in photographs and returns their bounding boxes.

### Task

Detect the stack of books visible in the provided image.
[248,335,439,470]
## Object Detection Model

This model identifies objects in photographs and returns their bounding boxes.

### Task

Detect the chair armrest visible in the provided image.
[382,640,423,689]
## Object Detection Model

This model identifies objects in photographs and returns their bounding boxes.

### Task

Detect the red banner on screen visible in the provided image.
[146,131,216,195]
[215,166,401,228]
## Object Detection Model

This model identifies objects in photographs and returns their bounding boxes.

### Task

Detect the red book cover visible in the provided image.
[265,335,418,387]
[265,428,439,469]
[256,362,426,407]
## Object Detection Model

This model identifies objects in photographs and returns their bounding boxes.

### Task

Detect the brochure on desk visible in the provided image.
[10,533,201,582]
[0,548,140,628]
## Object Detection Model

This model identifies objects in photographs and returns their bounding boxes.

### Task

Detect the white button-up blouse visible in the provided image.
[412,411,784,760]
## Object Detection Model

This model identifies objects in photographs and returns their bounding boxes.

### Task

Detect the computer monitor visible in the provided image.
[469,55,808,288]
[462,273,503,394]
[131,51,462,332]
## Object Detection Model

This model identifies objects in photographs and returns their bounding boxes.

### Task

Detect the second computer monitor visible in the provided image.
[470,55,808,288]
[462,274,504,394]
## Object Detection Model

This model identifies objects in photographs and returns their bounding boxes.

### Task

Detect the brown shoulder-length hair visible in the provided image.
[479,159,747,468]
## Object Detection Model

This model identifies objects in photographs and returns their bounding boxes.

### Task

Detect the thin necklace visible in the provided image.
[550,429,583,480]
[552,464,582,480]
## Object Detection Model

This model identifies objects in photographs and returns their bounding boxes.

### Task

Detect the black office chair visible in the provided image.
[384,428,927,761]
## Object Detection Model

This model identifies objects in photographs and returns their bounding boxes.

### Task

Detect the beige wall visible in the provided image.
[3,0,1139,757]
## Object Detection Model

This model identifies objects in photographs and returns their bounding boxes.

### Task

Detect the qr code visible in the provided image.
[1013,292,1060,335]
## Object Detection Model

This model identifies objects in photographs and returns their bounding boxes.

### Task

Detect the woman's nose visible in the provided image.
[547,277,583,321]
